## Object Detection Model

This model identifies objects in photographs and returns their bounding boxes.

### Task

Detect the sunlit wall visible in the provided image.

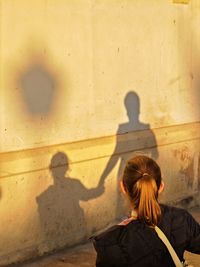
[0,0,199,264]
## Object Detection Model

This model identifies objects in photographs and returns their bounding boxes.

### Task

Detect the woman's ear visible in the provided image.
[158,181,165,194]
[120,181,127,195]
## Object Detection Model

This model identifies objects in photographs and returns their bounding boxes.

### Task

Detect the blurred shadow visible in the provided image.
[20,64,55,114]
[36,152,104,246]
[99,91,158,218]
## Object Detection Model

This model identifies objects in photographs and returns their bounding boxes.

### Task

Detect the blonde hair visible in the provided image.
[122,156,162,226]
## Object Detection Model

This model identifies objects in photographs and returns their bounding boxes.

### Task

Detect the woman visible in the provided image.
[93,155,200,267]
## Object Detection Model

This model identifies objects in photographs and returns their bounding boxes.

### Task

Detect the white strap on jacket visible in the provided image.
[154,226,183,267]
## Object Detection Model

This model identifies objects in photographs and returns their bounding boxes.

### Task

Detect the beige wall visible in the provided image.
[0,0,200,264]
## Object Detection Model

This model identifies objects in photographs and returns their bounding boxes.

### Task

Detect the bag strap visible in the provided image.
[154,226,183,267]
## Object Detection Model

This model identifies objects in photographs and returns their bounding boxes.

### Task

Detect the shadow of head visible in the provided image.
[49,152,69,181]
[124,91,140,121]
[20,64,55,114]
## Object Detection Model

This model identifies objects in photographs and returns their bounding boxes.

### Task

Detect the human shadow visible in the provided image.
[99,91,159,218]
[36,152,104,248]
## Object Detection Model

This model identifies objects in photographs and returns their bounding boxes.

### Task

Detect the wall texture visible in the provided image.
[0,0,200,265]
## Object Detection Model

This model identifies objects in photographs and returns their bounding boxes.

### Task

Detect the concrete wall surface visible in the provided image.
[0,0,200,265]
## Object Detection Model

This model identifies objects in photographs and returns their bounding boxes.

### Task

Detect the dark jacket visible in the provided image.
[93,205,200,267]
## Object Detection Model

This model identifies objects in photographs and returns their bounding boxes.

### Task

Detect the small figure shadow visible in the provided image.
[36,152,104,247]
[99,91,159,217]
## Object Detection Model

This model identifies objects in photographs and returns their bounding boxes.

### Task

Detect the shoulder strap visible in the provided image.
[154,226,183,267]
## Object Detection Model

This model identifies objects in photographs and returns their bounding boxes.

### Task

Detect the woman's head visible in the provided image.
[122,155,163,226]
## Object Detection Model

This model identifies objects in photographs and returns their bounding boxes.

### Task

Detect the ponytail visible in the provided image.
[135,175,161,226]
[122,156,162,226]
